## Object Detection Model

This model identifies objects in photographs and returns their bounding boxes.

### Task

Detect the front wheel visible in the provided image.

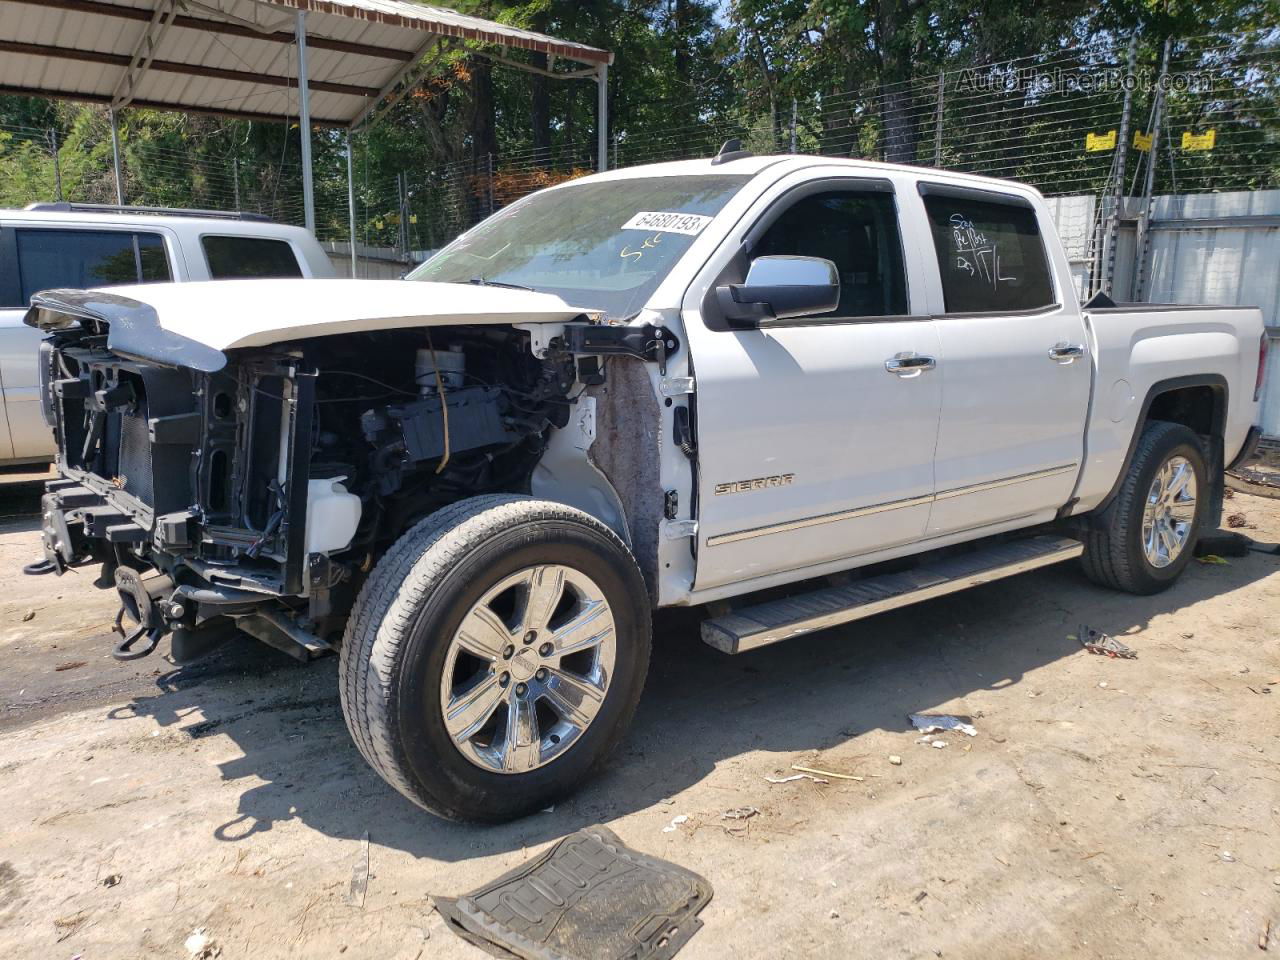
[1081,421,1207,595]
[339,495,651,822]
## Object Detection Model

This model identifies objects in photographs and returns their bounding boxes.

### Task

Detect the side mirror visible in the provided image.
[715,255,840,326]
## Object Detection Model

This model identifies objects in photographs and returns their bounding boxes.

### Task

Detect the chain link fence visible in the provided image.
[3,30,1277,275]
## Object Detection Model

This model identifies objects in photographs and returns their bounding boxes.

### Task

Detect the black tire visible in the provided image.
[1081,421,1208,595]
[338,495,651,822]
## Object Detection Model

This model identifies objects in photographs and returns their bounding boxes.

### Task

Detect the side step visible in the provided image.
[701,535,1084,654]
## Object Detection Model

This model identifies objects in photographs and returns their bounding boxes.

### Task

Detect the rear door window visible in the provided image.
[922,194,1054,313]
[202,236,303,279]
[15,229,170,304]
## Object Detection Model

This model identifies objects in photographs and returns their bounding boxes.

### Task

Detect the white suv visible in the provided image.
[0,203,334,466]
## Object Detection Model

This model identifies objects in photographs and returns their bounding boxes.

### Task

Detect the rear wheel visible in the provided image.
[1081,421,1207,594]
[339,495,650,822]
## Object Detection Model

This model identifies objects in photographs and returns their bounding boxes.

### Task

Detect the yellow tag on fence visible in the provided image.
[409,214,418,224]
[1086,130,1117,152]
[1182,129,1216,151]
[1133,130,1153,151]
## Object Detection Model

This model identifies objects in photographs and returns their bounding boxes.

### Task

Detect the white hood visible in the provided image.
[103,278,597,350]
[26,278,600,372]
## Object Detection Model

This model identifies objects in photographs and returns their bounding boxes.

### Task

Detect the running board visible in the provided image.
[700,535,1084,654]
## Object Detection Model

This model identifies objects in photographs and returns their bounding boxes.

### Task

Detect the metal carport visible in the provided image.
[0,0,613,263]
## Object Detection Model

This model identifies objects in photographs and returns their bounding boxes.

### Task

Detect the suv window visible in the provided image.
[753,190,908,319]
[202,236,303,279]
[14,229,170,304]
[923,194,1054,313]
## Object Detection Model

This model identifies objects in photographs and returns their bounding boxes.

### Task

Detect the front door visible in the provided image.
[686,178,942,591]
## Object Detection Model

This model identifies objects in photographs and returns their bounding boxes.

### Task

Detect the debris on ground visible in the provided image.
[1196,530,1254,557]
[344,832,369,908]
[1226,513,1248,528]
[1230,465,1280,490]
[909,714,978,737]
[662,814,690,833]
[55,661,87,672]
[765,772,828,784]
[1196,554,1230,565]
[53,911,88,942]
[1218,849,1235,862]
[791,763,863,781]
[721,806,759,821]
[184,927,221,959]
[1261,918,1272,952]
[21,608,34,622]
[434,825,711,960]
[930,741,948,749]
[1074,626,1137,659]
[100,873,121,887]
[889,755,903,766]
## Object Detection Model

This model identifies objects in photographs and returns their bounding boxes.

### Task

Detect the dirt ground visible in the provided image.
[1,469,1278,960]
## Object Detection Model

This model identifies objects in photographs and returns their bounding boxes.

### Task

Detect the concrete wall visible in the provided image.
[320,241,432,280]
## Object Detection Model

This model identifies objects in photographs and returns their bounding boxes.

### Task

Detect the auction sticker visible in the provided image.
[621,211,712,235]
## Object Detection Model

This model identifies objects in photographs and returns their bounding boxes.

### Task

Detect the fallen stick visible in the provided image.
[791,764,864,782]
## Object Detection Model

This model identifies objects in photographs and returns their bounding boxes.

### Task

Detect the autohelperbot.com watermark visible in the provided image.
[955,67,1216,95]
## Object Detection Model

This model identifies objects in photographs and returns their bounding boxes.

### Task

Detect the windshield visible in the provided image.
[407,174,751,318]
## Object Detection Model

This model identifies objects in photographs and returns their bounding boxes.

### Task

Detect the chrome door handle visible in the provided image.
[884,353,937,378]
[1048,342,1086,363]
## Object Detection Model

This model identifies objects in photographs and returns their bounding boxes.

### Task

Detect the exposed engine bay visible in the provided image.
[36,322,591,661]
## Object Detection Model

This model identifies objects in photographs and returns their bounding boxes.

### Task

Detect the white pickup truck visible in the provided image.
[24,147,1266,822]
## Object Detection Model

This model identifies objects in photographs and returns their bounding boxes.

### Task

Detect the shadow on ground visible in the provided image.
[107,538,1278,864]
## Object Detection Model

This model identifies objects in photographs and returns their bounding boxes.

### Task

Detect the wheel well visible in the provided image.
[1146,384,1224,438]
[1084,377,1228,528]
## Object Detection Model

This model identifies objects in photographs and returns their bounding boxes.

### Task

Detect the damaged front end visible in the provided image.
[36,325,329,661]
[27,288,581,664]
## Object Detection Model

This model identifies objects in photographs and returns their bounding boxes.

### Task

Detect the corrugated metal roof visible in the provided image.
[0,0,611,126]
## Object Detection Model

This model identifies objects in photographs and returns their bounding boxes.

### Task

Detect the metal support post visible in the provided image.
[1101,35,1139,296]
[109,109,125,205]
[1132,37,1173,302]
[296,10,315,233]
[934,71,945,167]
[346,130,357,277]
[596,63,609,172]
[50,128,62,201]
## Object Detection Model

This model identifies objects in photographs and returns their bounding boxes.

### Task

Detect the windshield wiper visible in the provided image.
[454,276,536,292]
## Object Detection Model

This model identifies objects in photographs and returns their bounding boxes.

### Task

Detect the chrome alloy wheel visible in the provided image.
[439,564,617,774]
[1142,455,1197,568]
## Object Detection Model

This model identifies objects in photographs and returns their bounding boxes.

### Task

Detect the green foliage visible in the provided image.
[1,0,1276,238]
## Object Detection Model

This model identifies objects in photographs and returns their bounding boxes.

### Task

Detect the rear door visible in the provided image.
[683,171,942,591]
[0,225,174,460]
[912,183,1091,537]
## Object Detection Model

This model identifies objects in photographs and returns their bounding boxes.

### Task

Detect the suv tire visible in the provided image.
[1081,421,1208,595]
[338,495,651,822]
